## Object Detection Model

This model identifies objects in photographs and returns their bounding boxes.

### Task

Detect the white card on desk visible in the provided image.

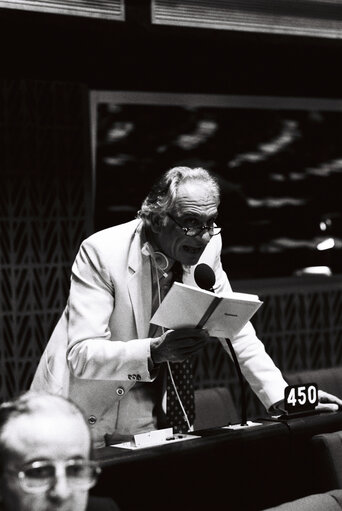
[111,428,200,450]
[223,421,263,430]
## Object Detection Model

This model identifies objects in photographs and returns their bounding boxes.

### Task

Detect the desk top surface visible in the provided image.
[94,410,342,466]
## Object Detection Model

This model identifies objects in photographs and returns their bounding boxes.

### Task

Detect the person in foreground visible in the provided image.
[31,166,342,447]
[0,391,119,511]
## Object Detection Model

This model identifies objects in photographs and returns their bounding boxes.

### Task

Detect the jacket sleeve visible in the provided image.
[217,323,288,411]
[66,240,155,383]
[212,237,288,410]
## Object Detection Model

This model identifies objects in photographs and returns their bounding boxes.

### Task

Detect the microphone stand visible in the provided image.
[195,291,248,426]
[224,337,248,426]
[194,265,248,427]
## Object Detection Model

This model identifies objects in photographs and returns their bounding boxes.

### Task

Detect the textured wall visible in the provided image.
[1,79,342,421]
[0,79,92,401]
[193,277,342,418]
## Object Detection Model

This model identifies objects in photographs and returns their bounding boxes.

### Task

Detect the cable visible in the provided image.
[144,241,191,431]
[224,337,247,426]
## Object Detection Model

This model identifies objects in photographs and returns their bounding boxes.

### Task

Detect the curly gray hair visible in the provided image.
[138,166,220,226]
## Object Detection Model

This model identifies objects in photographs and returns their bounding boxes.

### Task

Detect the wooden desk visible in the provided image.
[92,412,342,511]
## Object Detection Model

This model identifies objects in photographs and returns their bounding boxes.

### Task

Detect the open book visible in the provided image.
[150,282,263,339]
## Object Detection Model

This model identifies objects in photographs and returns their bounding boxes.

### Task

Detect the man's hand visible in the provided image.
[316,390,342,412]
[150,328,210,365]
[271,389,342,414]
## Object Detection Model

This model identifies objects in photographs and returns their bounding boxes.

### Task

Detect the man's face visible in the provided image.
[153,180,219,266]
[0,411,91,511]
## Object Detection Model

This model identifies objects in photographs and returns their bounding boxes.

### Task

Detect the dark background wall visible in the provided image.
[1,1,342,409]
[0,1,342,98]
[94,99,342,279]
[0,79,92,400]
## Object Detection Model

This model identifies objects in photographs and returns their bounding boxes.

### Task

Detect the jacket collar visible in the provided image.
[127,220,197,337]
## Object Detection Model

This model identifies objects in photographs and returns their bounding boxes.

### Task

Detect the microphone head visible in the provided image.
[194,263,216,291]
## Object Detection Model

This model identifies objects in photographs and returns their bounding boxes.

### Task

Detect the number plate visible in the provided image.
[284,383,318,414]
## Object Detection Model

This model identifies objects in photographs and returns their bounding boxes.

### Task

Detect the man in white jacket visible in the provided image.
[31,166,342,447]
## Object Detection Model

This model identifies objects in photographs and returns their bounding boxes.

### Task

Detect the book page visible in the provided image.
[205,297,262,338]
[150,283,214,330]
[150,282,262,338]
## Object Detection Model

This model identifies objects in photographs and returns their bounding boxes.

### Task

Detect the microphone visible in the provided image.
[194,263,248,426]
[194,263,215,292]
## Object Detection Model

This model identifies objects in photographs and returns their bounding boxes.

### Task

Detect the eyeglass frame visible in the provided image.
[6,459,102,494]
[166,213,221,237]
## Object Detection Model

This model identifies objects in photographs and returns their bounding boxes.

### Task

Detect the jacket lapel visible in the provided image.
[127,225,152,339]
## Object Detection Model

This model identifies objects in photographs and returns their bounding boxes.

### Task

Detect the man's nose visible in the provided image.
[199,229,212,244]
[48,472,72,502]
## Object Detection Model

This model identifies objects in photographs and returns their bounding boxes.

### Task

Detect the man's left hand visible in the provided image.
[316,390,342,412]
[270,389,342,414]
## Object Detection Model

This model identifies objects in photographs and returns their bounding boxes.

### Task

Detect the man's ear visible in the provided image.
[150,214,163,233]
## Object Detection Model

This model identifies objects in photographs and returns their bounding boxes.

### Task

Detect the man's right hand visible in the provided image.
[150,328,210,365]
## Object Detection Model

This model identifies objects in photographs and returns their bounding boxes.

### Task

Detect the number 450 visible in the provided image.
[287,385,317,407]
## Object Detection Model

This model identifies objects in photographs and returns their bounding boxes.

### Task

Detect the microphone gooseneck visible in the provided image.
[194,263,248,426]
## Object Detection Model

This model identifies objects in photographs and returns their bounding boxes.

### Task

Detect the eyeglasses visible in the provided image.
[8,459,101,494]
[167,213,221,237]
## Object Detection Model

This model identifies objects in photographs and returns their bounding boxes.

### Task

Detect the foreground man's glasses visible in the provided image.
[8,459,101,494]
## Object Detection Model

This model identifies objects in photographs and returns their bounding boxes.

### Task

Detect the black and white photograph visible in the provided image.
[2,1,342,510]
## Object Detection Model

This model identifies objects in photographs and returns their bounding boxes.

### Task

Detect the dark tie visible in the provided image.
[163,262,196,433]
[165,358,196,433]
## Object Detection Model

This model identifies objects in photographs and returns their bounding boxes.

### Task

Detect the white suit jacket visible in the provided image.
[31,219,287,445]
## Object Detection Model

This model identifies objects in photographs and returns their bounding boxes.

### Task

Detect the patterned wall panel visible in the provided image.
[193,278,342,418]
[2,81,342,420]
[0,80,92,402]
